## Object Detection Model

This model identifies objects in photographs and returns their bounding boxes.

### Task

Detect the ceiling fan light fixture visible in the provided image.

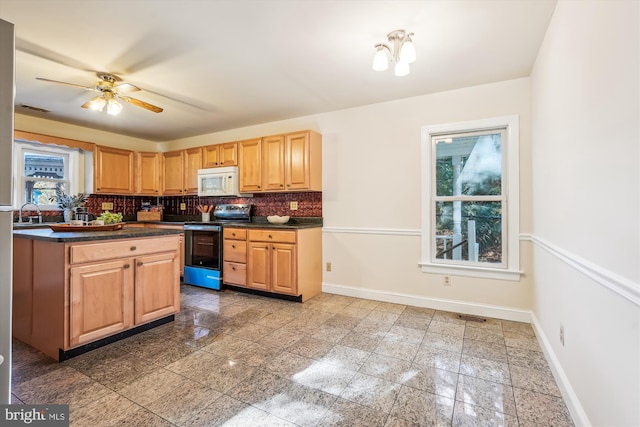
[106,98,123,116]
[87,96,106,111]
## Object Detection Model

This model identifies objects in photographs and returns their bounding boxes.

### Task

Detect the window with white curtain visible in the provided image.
[421,116,521,281]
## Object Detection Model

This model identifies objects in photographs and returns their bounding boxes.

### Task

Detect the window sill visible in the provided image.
[419,262,522,281]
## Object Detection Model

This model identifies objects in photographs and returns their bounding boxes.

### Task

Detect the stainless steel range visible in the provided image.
[183,204,251,290]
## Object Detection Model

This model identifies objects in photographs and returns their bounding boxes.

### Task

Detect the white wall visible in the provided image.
[530,1,639,426]
[168,78,535,319]
[15,114,160,152]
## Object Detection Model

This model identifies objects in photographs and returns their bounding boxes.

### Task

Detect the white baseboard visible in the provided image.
[322,282,531,323]
[530,313,591,427]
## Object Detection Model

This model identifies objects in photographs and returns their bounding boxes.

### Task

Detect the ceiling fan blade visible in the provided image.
[119,96,163,113]
[36,77,96,91]
[114,82,140,93]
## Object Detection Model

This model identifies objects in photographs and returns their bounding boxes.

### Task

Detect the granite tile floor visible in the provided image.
[11,284,575,426]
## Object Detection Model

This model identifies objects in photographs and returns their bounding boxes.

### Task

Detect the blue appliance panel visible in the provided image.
[183,266,221,290]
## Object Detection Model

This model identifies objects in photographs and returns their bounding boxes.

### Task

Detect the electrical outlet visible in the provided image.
[560,324,565,346]
[290,201,298,210]
[326,262,332,272]
[101,202,113,211]
[180,203,186,211]
[443,276,451,286]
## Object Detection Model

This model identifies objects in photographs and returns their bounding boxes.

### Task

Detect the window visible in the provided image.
[14,140,86,210]
[421,116,520,281]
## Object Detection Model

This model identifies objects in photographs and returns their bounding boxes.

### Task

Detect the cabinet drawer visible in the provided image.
[223,239,246,262]
[224,228,247,240]
[70,236,179,264]
[248,229,296,243]
[223,262,246,286]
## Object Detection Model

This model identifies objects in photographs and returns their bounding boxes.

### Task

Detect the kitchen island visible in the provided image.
[13,226,183,361]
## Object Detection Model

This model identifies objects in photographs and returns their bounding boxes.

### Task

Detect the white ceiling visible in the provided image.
[1,0,556,142]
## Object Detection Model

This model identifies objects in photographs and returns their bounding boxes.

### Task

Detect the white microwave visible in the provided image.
[197,166,249,197]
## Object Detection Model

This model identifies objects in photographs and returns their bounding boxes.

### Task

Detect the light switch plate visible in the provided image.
[101,202,113,211]
[290,201,298,210]
[180,203,186,211]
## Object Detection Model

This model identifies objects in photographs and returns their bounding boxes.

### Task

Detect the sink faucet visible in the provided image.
[19,202,42,224]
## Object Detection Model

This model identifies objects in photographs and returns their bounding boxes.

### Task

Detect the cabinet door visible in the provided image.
[183,147,203,194]
[238,138,262,192]
[69,259,134,346]
[202,145,220,168]
[247,241,270,291]
[162,151,184,195]
[271,243,297,295]
[262,135,286,191]
[285,131,311,190]
[94,146,135,194]
[134,252,180,324]
[136,152,162,195]
[219,142,238,166]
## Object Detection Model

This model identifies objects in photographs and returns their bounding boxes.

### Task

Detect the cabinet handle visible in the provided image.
[268,234,272,239]
[137,261,143,266]
[272,246,275,250]
[124,264,130,269]
[279,184,283,187]
[258,185,261,189]
[232,232,236,237]
[130,246,136,251]
[232,245,236,248]
[232,266,236,271]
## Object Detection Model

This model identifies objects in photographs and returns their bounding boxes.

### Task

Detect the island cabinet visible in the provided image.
[242,227,322,301]
[222,228,247,287]
[203,142,238,168]
[94,145,135,194]
[12,233,181,361]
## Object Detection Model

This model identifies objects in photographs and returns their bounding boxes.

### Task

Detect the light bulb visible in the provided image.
[88,97,106,111]
[399,38,416,64]
[106,99,123,115]
[372,45,389,71]
[394,61,410,77]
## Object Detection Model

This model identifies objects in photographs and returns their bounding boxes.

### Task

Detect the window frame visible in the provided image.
[420,116,521,281]
[14,140,82,210]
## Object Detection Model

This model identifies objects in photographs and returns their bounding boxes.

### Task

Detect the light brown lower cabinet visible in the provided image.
[224,227,321,302]
[13,234,181,360]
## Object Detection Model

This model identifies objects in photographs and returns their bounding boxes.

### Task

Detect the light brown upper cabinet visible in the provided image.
[262,135,286,191]
[162,147,203,195]
[238,138,262,193]
[203,142,238,168]
[183,147,203,194]
[94,145,135,194]
[136,152,162,195]
[238,130,322,194]
[285,130,322,191]
[162,150,184,195]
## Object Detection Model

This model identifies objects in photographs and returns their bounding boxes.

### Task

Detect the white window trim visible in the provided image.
[420,115,521,281]
[14,140,84,210]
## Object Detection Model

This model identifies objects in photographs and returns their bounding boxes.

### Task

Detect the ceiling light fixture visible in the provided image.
[86,91,123,115]
[372,29,416,77]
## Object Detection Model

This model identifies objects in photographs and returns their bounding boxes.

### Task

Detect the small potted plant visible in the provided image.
[50,188,88,222]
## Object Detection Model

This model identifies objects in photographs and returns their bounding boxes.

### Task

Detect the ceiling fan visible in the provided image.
[36,72,163,115]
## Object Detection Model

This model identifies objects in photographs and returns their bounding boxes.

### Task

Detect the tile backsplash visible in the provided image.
[86,192,322,218]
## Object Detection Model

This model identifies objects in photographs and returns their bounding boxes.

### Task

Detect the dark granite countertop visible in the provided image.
[134,216,323,230]
[13,225,183,243]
